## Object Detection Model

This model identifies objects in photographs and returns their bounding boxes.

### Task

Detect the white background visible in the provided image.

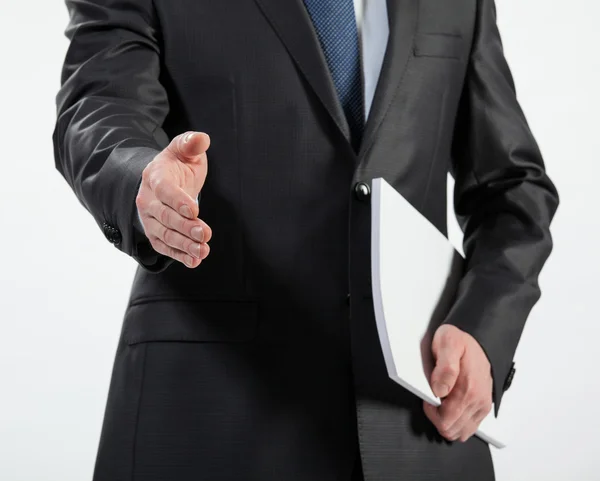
[0,1,598,480]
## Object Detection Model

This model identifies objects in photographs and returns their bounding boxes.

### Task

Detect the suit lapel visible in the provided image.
[252,0,351,143]
[358,0,419,160]
[252,0,419,158]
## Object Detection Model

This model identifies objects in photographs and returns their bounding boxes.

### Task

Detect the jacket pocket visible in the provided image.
[123,299,259,344]
[413,33,463,59]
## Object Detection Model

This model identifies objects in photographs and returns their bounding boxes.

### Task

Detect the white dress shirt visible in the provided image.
[354,0,389,120]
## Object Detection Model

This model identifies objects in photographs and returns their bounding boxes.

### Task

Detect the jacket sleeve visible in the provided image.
[52,0,174,272]
[444,0,560,416]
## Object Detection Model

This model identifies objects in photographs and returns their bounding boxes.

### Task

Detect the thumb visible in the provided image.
[169,131,211,163]
[430,326,464,398]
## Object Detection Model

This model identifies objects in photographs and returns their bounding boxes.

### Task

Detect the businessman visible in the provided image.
[53,0,559,479]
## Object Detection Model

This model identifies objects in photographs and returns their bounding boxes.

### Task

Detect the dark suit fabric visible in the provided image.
[53,0,559,479]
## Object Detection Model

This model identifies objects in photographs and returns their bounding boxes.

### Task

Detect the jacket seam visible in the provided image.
[420,88,448,211]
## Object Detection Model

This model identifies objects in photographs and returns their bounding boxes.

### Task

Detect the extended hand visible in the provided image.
[136,131,212,268]
[423,324,493,443]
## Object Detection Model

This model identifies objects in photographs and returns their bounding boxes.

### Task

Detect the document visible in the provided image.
[370,177,504,449]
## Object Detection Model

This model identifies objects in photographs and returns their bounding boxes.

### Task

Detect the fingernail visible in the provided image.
[184,255,194,267]
[190,243,201,259]
[183,132,196,143]
[180,205,193,218]
[433,383,450,397]
[191,226,204,242]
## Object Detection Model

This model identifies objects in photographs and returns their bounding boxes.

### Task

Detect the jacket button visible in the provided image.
[354,182,370,201]
[103,222,122,246]
[503,362,516,392]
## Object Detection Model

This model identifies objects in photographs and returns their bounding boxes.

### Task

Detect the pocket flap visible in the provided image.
[123,299,259,345]
[413,33,463,59]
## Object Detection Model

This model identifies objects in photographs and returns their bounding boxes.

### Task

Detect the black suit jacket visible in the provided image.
[53,0,559,480]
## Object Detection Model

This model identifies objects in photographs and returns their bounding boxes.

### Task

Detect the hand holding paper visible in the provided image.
[423,324,493,443]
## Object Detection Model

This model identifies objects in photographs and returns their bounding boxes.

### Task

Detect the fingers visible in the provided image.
[430,326,465,398]
[144,217,210,267]
[422,390,469,442]
[167,131,211,164]
[422,401,442,432]
[151,236,202,269]
[470,407,490,433]
[440,398,477,441]
[436,390,469,438]
[146,198,212,243]
[457,408,489,443]
[423,399,478,443]
[423,372,493,442]
[148,176,199,220]
[444,402,487,443]
[424,325,493,443]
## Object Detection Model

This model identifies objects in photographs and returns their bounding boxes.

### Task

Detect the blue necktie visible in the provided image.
[303,0,364,150]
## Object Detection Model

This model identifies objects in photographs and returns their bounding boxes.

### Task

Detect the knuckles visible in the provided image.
[439,427,459,441]
[144,163,167,192]
[481,401,492,413]
[142,163,161,190]
[149,237,162,253]
[461,379,477,399]
[135,192,146,211]
[158,205,170,226]
[437,422,453,437]
[150,175,164,192]
[163,228,175,245]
